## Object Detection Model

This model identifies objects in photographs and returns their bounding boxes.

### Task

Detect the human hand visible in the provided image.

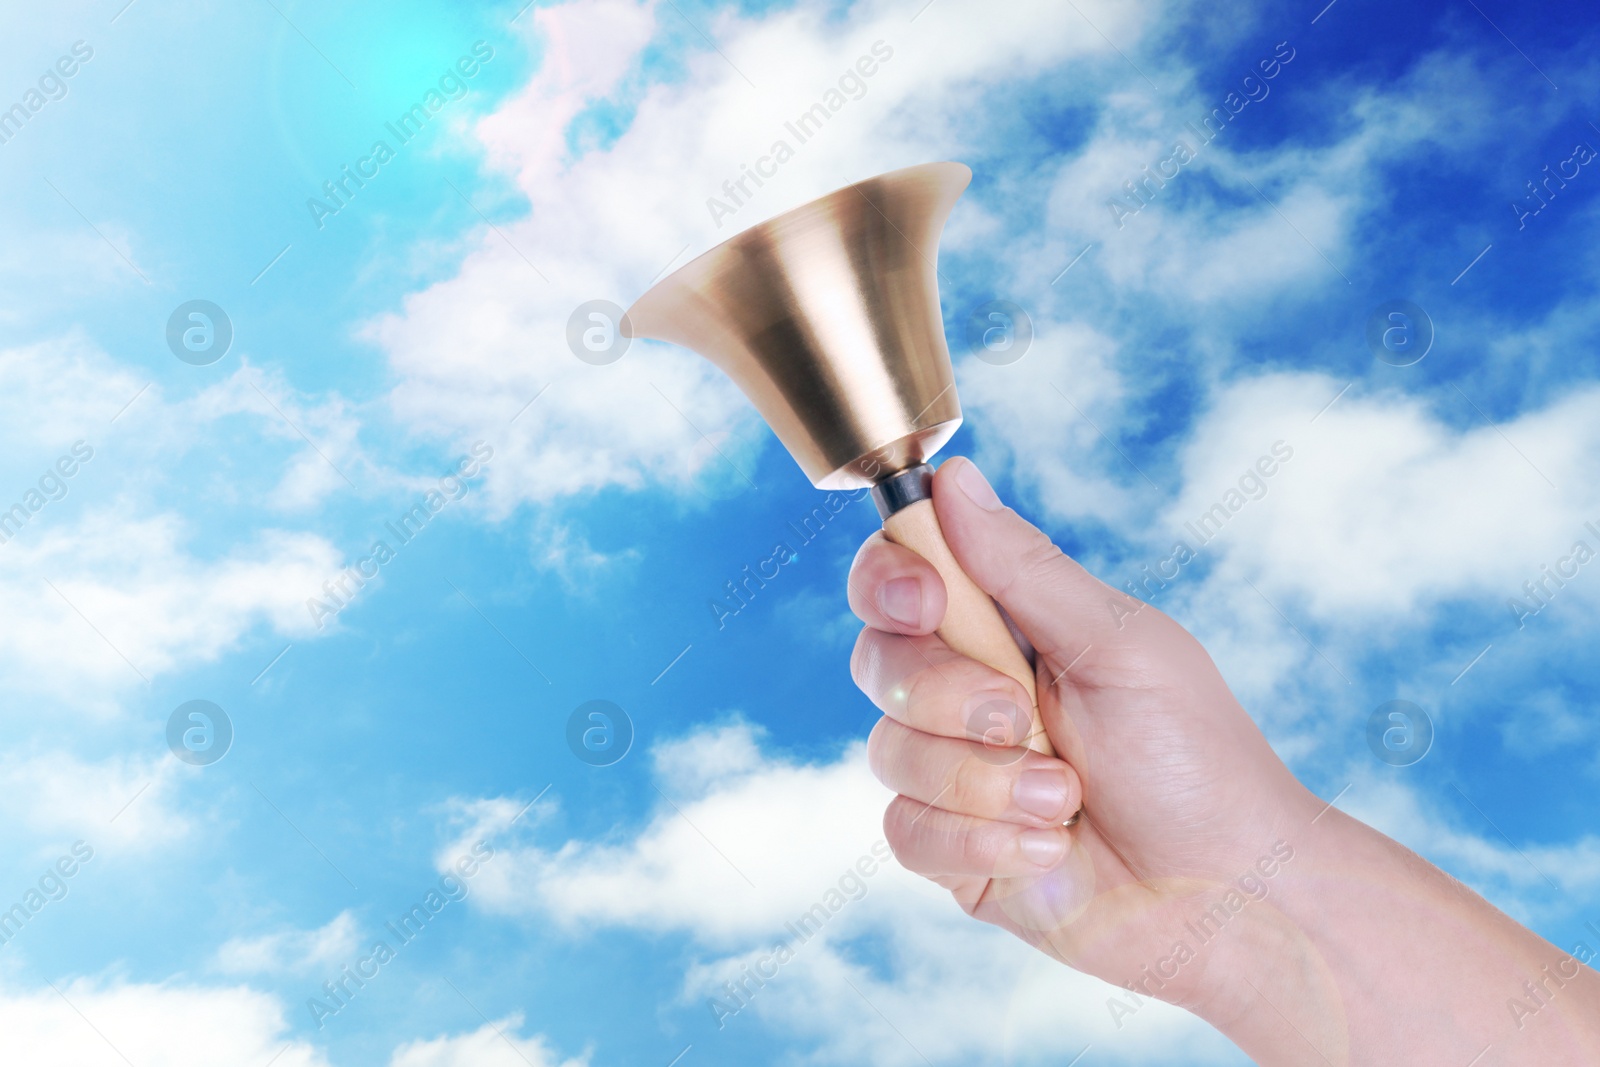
[849,457,1319,1006]
[849,457,1600,1065]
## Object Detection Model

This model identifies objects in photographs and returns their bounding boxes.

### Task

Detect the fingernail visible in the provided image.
[1018,829,1067,867]
[953,459,1003,511]
[877,576,923,628]
[1014,768,1071,820]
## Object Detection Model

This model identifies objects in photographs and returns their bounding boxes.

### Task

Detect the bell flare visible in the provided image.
[625,162,971,489]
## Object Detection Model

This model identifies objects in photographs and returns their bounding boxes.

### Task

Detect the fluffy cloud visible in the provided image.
[216,912,363,977]
[0,335,368,706]
[957,321,1136,528]
[0,979,584,1067]
[0,505,340,702]
[968,39,1583,545]
[388,1016,586,1067]
[368,0,1160,509]
[0,334,146,455]
[0,749,189,852]
[447,721,889,940]
[443,722,1247,1066]
[1166,373,1600,620]
[0,337,365,515]
[0,980,330,1067]
[443,715,1600,1064]
[1101,370,1600,726]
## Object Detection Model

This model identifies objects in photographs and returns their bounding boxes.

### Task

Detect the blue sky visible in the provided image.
[1,0,1598,1064]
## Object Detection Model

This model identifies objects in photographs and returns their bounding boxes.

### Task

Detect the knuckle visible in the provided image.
[900,659,945,719]
[849,627,877,692]
[899,646,969,718]
[882,796,923,859]
[855,633,953,717]
[955,818,1002,873]
[1014,531,1069,593]
[865,716,897,782]
[942,755,1001,818]
[851,630,909,709]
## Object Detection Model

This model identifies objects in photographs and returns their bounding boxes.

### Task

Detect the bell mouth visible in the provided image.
[814,419,963,490]
[622,161,973,491]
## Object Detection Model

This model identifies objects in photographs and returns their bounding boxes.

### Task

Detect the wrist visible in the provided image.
[1180,808,1352,1062]
[1187,799,1600,1065]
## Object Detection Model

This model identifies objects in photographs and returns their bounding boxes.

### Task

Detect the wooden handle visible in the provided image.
[882,498,1054,758]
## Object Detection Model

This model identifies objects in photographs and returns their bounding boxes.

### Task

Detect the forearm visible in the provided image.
[1197,804,1600,1065]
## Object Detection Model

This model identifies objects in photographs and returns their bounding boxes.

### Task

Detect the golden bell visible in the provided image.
[624,161,971,492]
[626,162,1089,892]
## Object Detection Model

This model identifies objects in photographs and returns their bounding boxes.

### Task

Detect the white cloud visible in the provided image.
[1049,370,1600,737]
[0,504,341,702]
[216,911,363,977]
[453,721,887,941]
[184,363,369,514]
[0,335,379,706]
[1164,373,1600,621]
[959,322,1137,527]
[0,334,146,458]
[0,335,372,518]
[388,1015,586,1067]
[445,722,1249,1065]
[525,515,641,591]
[0,980,331,1067]
[369,0,1163,509]
[0,749,187,852]
[0,979,582,1067]
[975,37,1578,541]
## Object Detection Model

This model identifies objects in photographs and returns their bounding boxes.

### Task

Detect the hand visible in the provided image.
[848,456,1317,1012]
[847,457,1600,1065]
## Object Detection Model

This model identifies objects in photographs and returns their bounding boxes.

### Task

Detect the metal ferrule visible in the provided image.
[870,463,935,521]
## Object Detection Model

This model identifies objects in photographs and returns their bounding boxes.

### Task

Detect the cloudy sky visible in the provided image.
[0,0,1596,1063]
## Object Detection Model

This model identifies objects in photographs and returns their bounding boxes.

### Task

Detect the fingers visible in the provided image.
[931,457,1135,663]
[868,716,1081,827]
[851,627,1036,744]
[883,794,1075,878]
[846,532,947,635]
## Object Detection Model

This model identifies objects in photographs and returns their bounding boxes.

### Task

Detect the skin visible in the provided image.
[848,456,1600,1066]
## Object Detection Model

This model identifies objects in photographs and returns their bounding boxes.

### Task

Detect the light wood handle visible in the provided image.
[881,498,1054,758]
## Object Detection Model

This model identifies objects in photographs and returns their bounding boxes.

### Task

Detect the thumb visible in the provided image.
[932,457,1133,665]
